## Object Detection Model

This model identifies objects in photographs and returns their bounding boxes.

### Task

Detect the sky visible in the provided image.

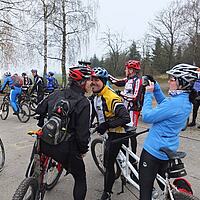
[84,0,174,59]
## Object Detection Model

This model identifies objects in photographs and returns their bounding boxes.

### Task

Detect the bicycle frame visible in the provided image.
[116,141,183,200]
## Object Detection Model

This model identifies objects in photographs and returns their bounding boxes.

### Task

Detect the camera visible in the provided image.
[142,75,156,87]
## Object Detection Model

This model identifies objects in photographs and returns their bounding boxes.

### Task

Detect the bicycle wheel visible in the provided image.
[46,158,63,190]
[0,102,9,120]
[12,177,38,200]
[0,138,5,171]
[26,156,63,191]
[29,99,37,117]
[91,138,121,179]
[17,103,30,123]
[171,189,200,200]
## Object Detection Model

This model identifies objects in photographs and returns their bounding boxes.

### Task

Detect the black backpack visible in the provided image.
[41,93,82,145]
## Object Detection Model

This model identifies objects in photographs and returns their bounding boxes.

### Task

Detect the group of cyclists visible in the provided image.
[0,70,59,116]
[0,61,200,200]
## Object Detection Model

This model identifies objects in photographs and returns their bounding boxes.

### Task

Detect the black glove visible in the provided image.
[96,122,109,135]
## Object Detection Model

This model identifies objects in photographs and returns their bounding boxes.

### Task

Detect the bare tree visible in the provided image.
[181,0,200,65]
[149,0,185,69]
[101,29,126,74]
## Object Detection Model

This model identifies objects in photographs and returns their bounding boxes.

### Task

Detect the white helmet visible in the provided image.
[166,64,199,90]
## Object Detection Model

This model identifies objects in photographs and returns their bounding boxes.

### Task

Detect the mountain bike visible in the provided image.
[91,128,200,200]
[12,129,63,200]
[0,137,5,172]
[0,92,30,123]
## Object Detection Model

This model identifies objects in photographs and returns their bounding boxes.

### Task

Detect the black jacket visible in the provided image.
[36,82,91,154]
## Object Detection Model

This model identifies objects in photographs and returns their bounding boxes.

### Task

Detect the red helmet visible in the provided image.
[125,60,141,70]
[69,65,92,81]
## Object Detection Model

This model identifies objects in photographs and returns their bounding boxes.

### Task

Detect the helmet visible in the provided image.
[4,71,11,77]
[22,72,27,76]
[125,60,141,70]
[69,65,92,81]
[92,67,108,84]
[31,69,37,73]
[166,64,199,90]
[48,71,54,76]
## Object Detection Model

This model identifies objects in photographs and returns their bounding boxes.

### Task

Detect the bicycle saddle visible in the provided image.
[160,147,186,160]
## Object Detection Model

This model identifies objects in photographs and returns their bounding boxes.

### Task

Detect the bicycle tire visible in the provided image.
[0,102,9,120]
[46,158,63,190]
[29,100,37,117]
[26,156,63,191]
[12,177,38,200]
[171,189,200,200]
[0,138,5,172]
[17,102,30,123]
[91,138,121,179]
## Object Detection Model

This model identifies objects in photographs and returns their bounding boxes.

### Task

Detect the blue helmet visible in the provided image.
[92,67,108,84]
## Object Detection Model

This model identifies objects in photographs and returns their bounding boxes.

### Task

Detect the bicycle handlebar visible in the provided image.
[111,128,149,144]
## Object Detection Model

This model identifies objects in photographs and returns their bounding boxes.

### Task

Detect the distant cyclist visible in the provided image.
[139,64,199,200]
[45,71,59,93]
[21,72,32,94]
[30,69,44,103]
[0,72,23,115]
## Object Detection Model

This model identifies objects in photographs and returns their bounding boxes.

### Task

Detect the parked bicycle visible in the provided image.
[91,128,200,200]
[0,137,5,172]
[12,129,63,200]
[0,92,30,123]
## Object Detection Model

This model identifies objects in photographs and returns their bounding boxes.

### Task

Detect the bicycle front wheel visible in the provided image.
[0,102,9,120]
[172,189,200,200]
[0,138,5,171]
[91,138,121,179]
[17,103,30,123]
[12,177,38,200]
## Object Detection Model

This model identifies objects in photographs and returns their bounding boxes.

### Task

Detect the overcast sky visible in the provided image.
[84,0,174,59]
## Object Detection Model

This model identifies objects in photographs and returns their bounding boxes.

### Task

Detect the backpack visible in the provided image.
[11,75,23,87]
[41,93,82,145]
[53,78,59,89]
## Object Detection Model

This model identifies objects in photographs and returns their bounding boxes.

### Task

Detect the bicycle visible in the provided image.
[0,92,31,123]
[0,137,5,172]
[12,129,63,200]
[91,128,200,200]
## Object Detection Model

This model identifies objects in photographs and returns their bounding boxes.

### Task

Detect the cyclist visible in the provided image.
[90,67,130,200]
[188,68,200,129]
[45,71,59,93]
[0,72,23,115]
[30,69,44,103]
[139,64,199,200]
[21,72,32,94]
[108,60,145,178]
[36,64,93,200]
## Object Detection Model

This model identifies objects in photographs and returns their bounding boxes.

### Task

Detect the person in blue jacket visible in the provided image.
[0,72,22,114]
[45,71,58,93]
[139,64,199,200]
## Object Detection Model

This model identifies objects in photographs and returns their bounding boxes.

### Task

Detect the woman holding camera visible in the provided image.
[139,64,199,200]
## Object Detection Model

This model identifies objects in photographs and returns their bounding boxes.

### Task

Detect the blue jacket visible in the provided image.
[142,83,192,160]
[0,76,14,91]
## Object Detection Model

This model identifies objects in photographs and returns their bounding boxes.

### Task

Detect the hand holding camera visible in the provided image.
[142,75,156,92]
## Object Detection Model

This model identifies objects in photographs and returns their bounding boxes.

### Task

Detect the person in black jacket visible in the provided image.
[36,64,93,200]
[30,69,44,103]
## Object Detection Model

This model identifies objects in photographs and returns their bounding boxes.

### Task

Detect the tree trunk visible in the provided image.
[61,0,67,87]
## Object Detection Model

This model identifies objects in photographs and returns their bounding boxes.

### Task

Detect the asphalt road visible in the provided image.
[0,111,199,200]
